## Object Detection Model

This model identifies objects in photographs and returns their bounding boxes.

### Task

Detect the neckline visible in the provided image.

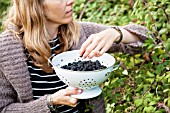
[49,37,58,43]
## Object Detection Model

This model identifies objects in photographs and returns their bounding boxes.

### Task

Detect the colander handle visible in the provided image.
[48,54,56,67]
[112,64,120,71]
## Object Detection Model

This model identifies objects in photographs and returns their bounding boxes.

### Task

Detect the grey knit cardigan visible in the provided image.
[0,22,148,113]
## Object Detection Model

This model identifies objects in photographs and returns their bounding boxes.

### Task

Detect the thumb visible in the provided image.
[64,88,82,96]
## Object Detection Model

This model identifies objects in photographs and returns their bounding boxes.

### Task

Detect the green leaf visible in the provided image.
[144,106,155,113]
[159,28,168,34]
[165,41,170,51]
[122,70,128,75]
[163,89,170,93]
[134,99,143,107]
[147,71,155,77]
[149,101,157,106]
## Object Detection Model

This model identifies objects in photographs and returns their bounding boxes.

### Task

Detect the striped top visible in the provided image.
[26,37,85,113]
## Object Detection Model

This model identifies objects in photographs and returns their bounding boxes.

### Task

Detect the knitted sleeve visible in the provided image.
[79,21,149,54]
[0,31,52,113]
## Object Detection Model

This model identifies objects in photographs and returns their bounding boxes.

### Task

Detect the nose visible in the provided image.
[66,0,74,5]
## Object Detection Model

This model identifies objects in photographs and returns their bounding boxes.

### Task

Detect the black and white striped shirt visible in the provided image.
[26,37,85,113]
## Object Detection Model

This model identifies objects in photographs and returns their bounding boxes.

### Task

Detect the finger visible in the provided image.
[95,52,102,57]
[82,43,97,59]
[82,37,101,58]
[71,103,78,107]
[70,100,78,107]
[64,88,82,96]
[88,41,105,59]
[99,44,111,55]
[57,96,78,107]
[79,35,94,57]
[60,96,78,107]
[69,98,78,107]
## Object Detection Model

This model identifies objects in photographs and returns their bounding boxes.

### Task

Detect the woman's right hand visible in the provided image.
[50,88,82,107]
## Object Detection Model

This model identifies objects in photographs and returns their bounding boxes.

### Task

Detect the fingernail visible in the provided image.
[78,89,82,93]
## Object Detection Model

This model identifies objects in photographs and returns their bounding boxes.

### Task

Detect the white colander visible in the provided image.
[48,50,118,99]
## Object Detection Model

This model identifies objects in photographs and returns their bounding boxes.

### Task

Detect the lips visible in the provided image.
[66,9,73,14]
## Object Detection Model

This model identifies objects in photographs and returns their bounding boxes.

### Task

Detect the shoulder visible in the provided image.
[0,30,14,40]
[78,21,109,36]
[78,21,97,26]
[78,21,105,29]
[0,30,22,46]
[0,30,24,57]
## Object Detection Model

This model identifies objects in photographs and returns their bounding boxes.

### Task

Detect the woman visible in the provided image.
[0,0,148,113]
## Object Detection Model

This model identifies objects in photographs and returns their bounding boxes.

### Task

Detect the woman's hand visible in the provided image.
[50,87,82,107]
[79,28,120,59]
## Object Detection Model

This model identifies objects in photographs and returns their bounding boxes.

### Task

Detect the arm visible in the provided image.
[78,22,148,58]
[0,31,51,113]
[0,31,82,113]
[79,21,148,42]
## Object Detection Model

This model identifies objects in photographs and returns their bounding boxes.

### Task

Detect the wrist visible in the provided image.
[47,95,56,111]
[111,27,123,44]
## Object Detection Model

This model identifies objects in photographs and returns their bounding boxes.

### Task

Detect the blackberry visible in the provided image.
[61,60,107,71]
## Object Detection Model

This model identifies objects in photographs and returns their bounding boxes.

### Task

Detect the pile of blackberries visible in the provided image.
[61,60,107,71]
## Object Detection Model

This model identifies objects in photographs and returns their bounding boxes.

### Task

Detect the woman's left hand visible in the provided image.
[79,28,120,59]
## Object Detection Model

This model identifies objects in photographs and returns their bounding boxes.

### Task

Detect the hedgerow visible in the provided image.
[74,0,170,113]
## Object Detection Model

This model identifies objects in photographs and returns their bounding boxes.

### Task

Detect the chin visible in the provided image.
[63,17,74,24]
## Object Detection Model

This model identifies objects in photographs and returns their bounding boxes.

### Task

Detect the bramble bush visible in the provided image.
[74,0,170,113]
[0,0,170,113]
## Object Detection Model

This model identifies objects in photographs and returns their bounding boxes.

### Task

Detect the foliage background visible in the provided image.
[0,0,169,113]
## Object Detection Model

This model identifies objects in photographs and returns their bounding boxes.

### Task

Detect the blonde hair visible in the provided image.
[4,0,80,73]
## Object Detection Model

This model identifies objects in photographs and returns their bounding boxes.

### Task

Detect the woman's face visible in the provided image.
[42,0,75,25]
